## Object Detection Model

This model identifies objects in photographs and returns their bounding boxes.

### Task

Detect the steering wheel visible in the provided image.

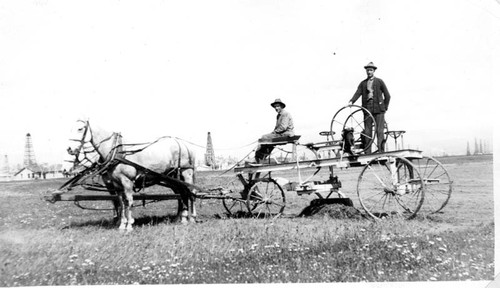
[330,105,377,155]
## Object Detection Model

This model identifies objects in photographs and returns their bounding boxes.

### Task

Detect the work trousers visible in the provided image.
[255,131,294,162]
[363,101,386,153]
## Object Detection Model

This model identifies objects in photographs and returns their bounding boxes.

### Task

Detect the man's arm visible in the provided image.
[380,79,391,110]
[349,82,363,104]
[274,111,291,134]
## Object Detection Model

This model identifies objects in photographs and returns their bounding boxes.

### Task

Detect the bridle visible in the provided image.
[67,120,95,169]
[68,120,124,170]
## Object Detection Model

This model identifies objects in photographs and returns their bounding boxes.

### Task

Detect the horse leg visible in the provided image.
[113,198,121,223]
[108,190,121,224]
[103,174,120,223]
[109,194,121,224]
[181,169,196,223]
[117,191,127,230]
[115,175,135,231]
[175,190,189,224]
[189,195,197,223]
[123,182,135,231]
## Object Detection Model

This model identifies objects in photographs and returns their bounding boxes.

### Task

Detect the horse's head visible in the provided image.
[67,120,95,169]
[67,120,123,169]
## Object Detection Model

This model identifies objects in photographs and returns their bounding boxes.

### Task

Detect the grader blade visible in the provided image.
[310,198,353,207]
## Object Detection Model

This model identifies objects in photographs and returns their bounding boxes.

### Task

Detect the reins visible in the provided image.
[66,121,259,195]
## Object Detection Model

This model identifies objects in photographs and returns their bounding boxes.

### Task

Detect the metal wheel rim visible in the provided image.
[411,156,452,214]
[222,198,248,216]
[246,178,286,218]
[222,180,249,216]
[357,155,425,220]
[330,105,377,154]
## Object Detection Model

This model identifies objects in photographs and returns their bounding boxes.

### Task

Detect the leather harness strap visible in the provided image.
[113,155,200,196]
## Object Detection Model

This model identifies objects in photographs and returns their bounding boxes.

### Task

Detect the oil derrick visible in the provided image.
[204,132,216,168]
[24,133,38,168]
[1,155,9,174]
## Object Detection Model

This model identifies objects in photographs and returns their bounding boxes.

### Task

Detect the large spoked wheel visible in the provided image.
[357,155,425,220]
[270,143,319,162]
[222,180,249,216]
[246,178,286,218]
[410,156,452,214]
[330,105,377,154]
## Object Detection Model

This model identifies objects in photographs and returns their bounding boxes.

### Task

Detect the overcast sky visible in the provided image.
[0,0,498,167]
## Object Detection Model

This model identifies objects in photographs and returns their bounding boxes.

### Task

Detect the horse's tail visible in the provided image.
[187,142,196,184]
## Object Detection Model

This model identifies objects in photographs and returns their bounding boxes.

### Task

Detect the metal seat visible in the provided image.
[258,135,301,146]
[385,130,406,150]
[303,132,342,159]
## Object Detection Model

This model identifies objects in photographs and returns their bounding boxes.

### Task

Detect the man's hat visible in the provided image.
[270,98,286,108]
[364,62,377,70]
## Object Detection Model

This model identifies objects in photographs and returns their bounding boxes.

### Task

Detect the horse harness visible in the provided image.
[96,133,195,194]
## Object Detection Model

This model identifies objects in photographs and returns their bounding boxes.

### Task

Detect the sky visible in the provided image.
[0,0,499,168]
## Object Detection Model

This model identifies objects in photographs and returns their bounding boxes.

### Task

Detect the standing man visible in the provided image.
[254,98,295,163]
[349,62,391,153]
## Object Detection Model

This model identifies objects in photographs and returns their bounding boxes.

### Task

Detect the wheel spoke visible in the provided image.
[358,155,424,219]
[246,178,286,217]
[347,116,364,131]
[366,192,389,214]
[367,163,390,188]
[223,180,249,216]
[331,105,378,154]
[332,119,344,126]
[411,156,452,214]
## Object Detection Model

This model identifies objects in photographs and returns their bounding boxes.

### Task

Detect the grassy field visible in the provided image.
[0,154,494,285]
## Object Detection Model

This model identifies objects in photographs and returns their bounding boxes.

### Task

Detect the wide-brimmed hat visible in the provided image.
[270,98,286,108]
[364,62,377,70]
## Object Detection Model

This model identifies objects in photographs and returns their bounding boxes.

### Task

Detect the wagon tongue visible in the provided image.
[42,188,65,203]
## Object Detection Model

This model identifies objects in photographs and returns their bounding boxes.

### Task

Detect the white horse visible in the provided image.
[68,120,197,231]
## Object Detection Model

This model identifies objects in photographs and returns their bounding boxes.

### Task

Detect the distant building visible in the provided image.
[0,172,11,182]
[0,133,67,182]
[12,166,41,181]
[10,165,65,181]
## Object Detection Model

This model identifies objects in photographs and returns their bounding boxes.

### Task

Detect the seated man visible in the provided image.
[254,98,295,163]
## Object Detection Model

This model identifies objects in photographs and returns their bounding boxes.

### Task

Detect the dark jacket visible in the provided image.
[350,77,391,113]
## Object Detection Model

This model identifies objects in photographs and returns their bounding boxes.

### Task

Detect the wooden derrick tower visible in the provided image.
[1,155,9,174]
[24,133,38,168]
[204,132,216,168]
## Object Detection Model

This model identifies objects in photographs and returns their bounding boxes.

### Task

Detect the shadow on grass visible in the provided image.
[417,212,453,223]
[211,211,283,219]
[62,214,179,230]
